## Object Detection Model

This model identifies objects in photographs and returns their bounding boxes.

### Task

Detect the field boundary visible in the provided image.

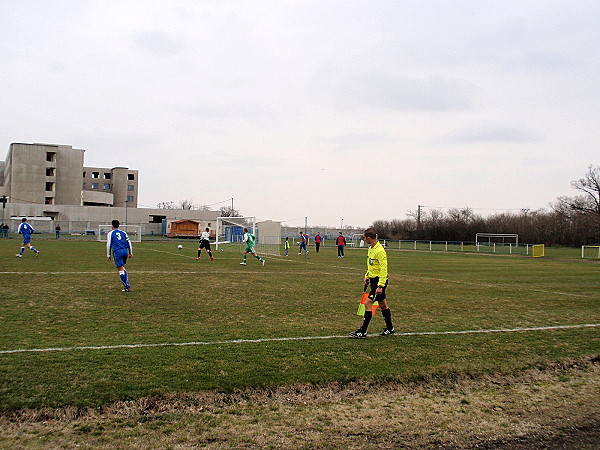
[1,324,598,355]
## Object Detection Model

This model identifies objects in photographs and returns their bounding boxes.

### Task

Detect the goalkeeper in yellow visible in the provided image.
[350,228,395,338]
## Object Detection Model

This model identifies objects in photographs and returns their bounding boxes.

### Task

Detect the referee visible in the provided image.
[196,227,214,261]
[350,228,395,338]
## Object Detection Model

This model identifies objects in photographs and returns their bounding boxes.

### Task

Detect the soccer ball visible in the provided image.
[177,245,183,250]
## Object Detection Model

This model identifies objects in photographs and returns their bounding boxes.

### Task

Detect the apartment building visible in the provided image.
[0,142,138,207]
[0,142,218,234]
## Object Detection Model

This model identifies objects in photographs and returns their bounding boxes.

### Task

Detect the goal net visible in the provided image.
[581,245,600,259]
[475,233,519,245]
[98,224,142,243]
[216,217,281,256]
[531,244,545,258]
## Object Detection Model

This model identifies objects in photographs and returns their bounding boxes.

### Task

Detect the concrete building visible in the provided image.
[0,142,219,234]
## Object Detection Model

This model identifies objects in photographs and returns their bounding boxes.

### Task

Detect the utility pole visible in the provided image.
[417,205,422,239]
[304,216,307,234]
[125,199,129,225]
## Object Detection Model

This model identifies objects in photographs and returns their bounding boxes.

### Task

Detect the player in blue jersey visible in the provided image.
[106,219,133,292]
[298,231,309,255]
[16,218,40,257]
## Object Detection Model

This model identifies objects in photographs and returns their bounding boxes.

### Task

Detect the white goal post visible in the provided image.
[581,245,600,259]
[97,224,142,243]
[216,216,281,256]
[475,233,519,245]
[216,216,255,249]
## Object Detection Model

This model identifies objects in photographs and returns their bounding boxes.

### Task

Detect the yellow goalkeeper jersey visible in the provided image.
[365,241,388,286]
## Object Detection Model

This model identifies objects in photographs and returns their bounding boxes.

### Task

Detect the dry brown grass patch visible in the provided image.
[1,356,598,448]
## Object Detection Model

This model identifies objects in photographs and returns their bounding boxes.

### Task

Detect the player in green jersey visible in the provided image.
[240,227,265,266]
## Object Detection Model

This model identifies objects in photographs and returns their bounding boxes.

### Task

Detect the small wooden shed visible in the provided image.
[168,219,200,238]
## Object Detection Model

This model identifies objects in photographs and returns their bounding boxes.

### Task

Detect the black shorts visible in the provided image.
[368,277,388,302]
[199,239,211,250]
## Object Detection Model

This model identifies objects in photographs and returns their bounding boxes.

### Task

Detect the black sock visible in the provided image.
[361,311,373,332]
[208,251,212,258]
[197,250,201,257]
[382,308,393,330]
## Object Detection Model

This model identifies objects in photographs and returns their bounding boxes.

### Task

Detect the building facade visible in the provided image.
[0,142,218,234]
[0,143,138,208]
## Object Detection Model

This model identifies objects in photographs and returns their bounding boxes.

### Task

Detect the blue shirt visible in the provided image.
[18,222,34,237]
[106,229,132,257]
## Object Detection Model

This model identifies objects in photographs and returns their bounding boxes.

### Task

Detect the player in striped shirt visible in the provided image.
[16,218,40,257]
[106,220,133,292]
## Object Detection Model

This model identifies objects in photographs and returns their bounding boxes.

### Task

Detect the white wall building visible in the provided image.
[0,142,219,234]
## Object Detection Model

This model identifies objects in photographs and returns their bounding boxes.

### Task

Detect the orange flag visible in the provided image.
[356,292,378,316]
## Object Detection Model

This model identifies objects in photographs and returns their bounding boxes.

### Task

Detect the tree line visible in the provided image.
[370,165,600,247]
[156,200,240,217]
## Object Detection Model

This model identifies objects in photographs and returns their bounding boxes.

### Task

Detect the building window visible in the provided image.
[83,171,86,177]
[46,168,55,176]
[46,152,56,162]
[103,183,111,190]
[45,197,54,205]
[91,183,99,189]
[127,185,135,191]
[128,174,135,180]
[45,182,55,192]
[83,182,86,189]
[104,173,111,179]
[92,172,99,178]
[127,195,134,202]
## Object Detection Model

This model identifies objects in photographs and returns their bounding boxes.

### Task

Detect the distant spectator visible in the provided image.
[55,224,61,239]
[314,232,322,253]
[336,232,346,258]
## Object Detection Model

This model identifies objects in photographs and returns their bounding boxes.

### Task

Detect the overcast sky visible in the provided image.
[1,1,599,228]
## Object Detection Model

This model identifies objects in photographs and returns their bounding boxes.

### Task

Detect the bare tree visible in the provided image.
[178,200,198,210]
[562,165,600,215]
[156,201,176,209]
[219,206,241,217]
[557,165,600,242]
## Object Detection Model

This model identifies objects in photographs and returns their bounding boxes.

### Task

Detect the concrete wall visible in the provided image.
[1,143,85,206]
[55,145,85,205]
[8,143,48,204]
[82,166,138,207]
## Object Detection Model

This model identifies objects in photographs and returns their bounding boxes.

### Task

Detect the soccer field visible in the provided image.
[0,238,599,411]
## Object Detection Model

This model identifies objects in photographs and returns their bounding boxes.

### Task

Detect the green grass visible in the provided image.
[0,238,598,411]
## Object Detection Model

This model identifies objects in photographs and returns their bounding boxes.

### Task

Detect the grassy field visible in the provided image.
[0,237,599,446]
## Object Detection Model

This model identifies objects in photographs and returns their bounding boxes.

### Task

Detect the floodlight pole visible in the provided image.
[341,218,343,230]
[125,199,129,225]
[304,217,307,234]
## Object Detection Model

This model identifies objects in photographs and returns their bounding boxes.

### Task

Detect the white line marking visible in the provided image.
[1,324,598,355]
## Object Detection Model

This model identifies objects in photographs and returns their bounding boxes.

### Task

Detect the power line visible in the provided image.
[421,205,530,211]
